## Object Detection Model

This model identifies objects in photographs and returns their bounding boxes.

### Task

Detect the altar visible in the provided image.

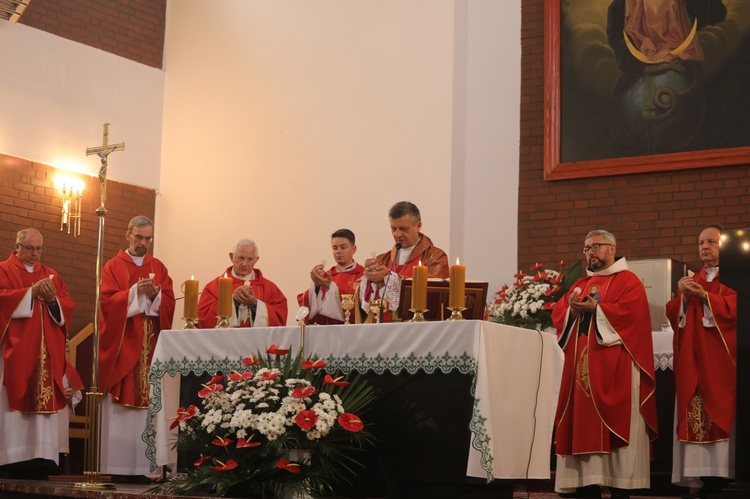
[144,320,564,489]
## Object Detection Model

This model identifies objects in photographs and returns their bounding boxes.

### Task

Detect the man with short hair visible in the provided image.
[297,229,364,325]
[198,239,288,328]
[98,215,175,480]
[0,228,76,478]
[667,224,737,498]
[358,201,449,322]
[552,229,657,499]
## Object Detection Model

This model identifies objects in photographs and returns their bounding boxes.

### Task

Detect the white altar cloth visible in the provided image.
[144,320,564,481]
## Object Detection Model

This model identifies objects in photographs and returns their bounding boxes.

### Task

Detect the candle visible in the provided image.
[411,261,428,310]
[449,258,466,309]
[183,276,199,318]
[218,274,233,317]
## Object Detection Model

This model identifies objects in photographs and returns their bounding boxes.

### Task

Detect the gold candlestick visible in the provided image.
[341,294,354,325]
[182,317,198,329]
[409,308,428,322]
[446,306,467,321]
[215,315,231,328]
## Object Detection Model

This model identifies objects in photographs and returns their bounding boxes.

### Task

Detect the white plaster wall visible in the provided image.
[0,23,164,189]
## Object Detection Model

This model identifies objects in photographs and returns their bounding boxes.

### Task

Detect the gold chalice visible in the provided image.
[340,294,354,325]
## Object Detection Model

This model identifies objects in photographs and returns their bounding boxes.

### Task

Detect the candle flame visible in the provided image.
[456,257,460,265]
[223,273,227,278]
[191,275,194,280]
[418,260,423,266]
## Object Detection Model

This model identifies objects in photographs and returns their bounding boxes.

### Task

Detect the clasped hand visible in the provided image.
[233,284,257,305]
[136,278,161,301]
[363,257,389,283]
[32,278,57,303]
[569,292,597,317]
[678,276,706,302]
[310,264,332,289]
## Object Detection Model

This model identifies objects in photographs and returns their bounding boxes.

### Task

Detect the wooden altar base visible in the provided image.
[0,475,688,499]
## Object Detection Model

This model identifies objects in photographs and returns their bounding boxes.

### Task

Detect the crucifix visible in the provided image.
[75,123,125,490]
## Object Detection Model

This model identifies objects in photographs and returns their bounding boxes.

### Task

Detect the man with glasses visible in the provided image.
[552,230,657,499]
[98,215,175,482]
[667,224,736,499]
[0,228,76,479]
[198,238,287,328]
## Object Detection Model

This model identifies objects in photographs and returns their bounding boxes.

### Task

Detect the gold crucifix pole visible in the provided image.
[74,123,125,489]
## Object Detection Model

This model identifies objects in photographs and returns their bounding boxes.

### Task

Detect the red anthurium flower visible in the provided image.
[169,405,199,430]
[301,358,328,369]
[241,355,260,366]
[236,436,262,449]
[277,458,301,474]
[228,371,253,382]
[513,271,528,279]
[292,386,316,398]
[294,410,318,431]
[530,262,544,270]
[208,373,224,385]
[198,383,223,398]
[338,413,364,432]
[543,301,556,310]
[261,371,280,381]
[533,271,548,281]
[324,375,349,387]
[211,459,238,471]
[266,344,290,356]
[212,436,234,447]
[194,454,212,466]
[545,286,560,296]
[556,260,567,268]
[494,297,504,305]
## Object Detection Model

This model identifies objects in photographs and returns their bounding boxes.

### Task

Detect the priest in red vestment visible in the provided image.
[666,224,736,497]
[297,229,364,325]
[552,230,657,499]
[198,239,288,328]
[0,228,76,475]
[357,201,449,323]
[98,216,175,479]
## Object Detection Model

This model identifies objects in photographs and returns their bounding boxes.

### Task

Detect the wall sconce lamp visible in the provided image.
[59,177,84,236]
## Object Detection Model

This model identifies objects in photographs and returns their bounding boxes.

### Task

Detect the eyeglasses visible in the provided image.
[19,244,43,252]
[130,234,153,243]
[582,243,613,254]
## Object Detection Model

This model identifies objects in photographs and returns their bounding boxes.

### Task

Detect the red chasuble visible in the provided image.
[374,234,449,279]
[297,263,364,325]
[198,267,288,328]
[552,264,657,455]
[0,253,76,413]
[666,267,737,443]
[98,250,175,408]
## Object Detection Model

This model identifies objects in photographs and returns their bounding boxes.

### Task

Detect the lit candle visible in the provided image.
[183,276,199,318]
[449,258,466,309]
[411,261,428,310]
[218,274,233,317]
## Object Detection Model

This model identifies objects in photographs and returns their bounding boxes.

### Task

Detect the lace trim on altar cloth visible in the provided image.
[654,352,674,371]
[144,353,494,480]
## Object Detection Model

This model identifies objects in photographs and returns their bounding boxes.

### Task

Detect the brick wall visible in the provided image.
[0,152,157,384]
[519,0,750,275]
[20,0,166,69]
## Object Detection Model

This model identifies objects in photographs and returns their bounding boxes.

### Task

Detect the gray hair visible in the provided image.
[585,229,616,244]
[16,228,42,245]
[388,201,421,222]
[233,238,258,255]
[128,215,154,233]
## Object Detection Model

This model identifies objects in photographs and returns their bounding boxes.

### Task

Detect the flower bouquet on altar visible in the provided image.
[149,345,375,498]
[487,260,584,331]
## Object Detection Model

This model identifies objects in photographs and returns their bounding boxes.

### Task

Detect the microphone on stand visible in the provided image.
[379,243,402,323]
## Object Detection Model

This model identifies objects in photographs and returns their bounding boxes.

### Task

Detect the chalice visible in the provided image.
[340,294,354,325]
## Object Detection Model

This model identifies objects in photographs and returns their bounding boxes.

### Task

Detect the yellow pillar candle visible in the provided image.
[449,258,466,309]
[218,274,233,317]
[183,276,199,318]
[411,262,428,310]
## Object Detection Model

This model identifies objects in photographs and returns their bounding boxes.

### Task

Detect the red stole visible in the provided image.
[297,263,364,325]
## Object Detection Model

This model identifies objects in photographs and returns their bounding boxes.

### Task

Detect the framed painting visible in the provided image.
[544,0,750,180]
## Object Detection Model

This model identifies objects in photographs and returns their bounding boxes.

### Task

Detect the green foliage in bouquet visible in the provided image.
[149,345,375,498]
[488,260,584,331]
